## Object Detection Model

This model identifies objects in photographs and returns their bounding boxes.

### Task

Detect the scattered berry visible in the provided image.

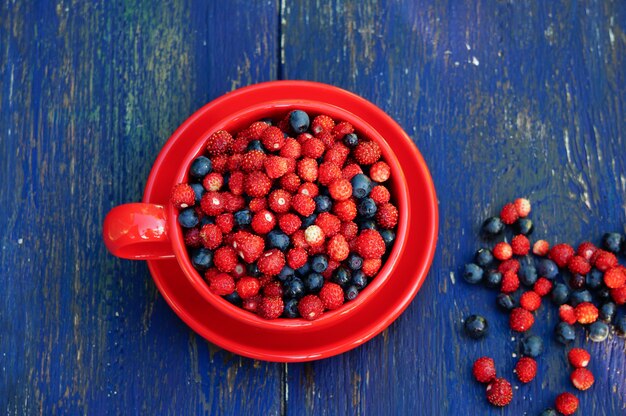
[486,378,513,407]
[509,307,534,332]
[514,357,537,383]
[570,368,594,391]
[472,357,496,383]
[555,392,578,415]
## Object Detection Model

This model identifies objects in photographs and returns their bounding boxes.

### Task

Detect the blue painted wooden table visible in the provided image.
[2,1,625,414]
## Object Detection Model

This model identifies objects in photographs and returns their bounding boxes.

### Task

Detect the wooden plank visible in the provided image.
[0,1,282,414]
[282,0,626,414]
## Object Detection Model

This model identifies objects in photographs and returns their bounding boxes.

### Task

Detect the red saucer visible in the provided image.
[143,81,438,362]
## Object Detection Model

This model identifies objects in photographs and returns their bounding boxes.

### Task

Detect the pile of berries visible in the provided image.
[462,198,626,413]
[170,110,398,320]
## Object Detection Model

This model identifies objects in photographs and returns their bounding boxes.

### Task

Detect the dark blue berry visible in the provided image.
[481,217,504,236]
[301,213,317,228]
[555,322,576,344]
[359,220,377,230]
[616,315,626,337]
[283,298,299,318]
[190,183,205,203]
[475,248,494,267]
[345,285,359,301]
[540,409,557,416]
[343,133,359,148]
[602,232,624,254]
[569,289,592,307]
[304,273,324,293]
[514,218,534,235]
[464,315,488,339]
[289,110,310,133]
[569,273,586,289]
[201,216,215,226]
[520,335,543,357]
[357,197,377,218]
[463,263,484,284]
[351,174,372,199]
[247,262,261,277]
[311,254,329,273]
[379,229,395,248]
[267,230,290,251]
[222,172,230,186]
[586,268,603,289]
[189,156,212,179]
[551,283,570,305]
[496,293,516,311]
[589,321,609,342]
[484,270,503,289]
[223,291,242,306]
[190,248,213,271]
[596,287,611,301]
[247,140,265,152]
[234,209,252,226]
[600,302,616,323]
[519,261,538,286]
[296,262,312,277]
[314,195,332,213]
[284,277,305,299]
[333,267,351,287]
[178,208,199,228]
[347,253,363,270]
[352,270,367,290]
[277,266,295,282]
[537,259,559,279]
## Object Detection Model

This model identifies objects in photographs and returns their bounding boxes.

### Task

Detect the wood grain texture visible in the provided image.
[1,1,282,414]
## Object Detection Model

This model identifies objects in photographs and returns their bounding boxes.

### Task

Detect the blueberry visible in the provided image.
[352,270,367,289]
[359,220,377,230]
[234,209,252,226]
[514,218,534,235]
[347,253,363,270]
[190,248,213,271]
[586,268,603,289]
[222,172,230,186]
[302,213,317,228]
[596,287,611,301]
[570,289,592,307]
[190,183,205,203]
[296,262,312,277]
[602,232,624,254]
[247,262,261,277]
[304,273,324,293]
[333,267,351,287]
[568,273,586,290]
[539,409,557,416]
[464,315,488,339]
[379,229,395,249]
[588,321,609,342]
[314,195,332,213]
[551,283,570,305]
[283,298,299,318]
[357,198,377,218]
[537,259,559,279]
[284,277,305,299]
[277,266,295,282]
[260,118,273,125]
[616,315,626,337]
[519,262,538,286]
[200,216,214,226]
[247,140,265,152]
[351,174,372,199]
[178,208,199,228]
[223,291,242,306]
[189,156,212,179]
[345,285,359,301]
[343,133,359,148]
[484,270,503,289]
[463,263,484,284]
[497,293,516,310]
[311,254,329,273]
[600,302,616,323]
[555,322,576,344]
[267,230,290,251]
[474,248,494,267]
[481,217,504,236]
[289,110,310,133]
[520,335,543,357]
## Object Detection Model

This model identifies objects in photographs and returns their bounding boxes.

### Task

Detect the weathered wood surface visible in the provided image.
[2,0,625,414]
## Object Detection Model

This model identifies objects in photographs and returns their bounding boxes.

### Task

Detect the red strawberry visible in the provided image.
[376,203,399,229]
[244,172,272,197]
[232,263,247,279]
[533,278,553,297]
[210,154,229,173]
[355,229,386,259]
[493,242,513,261]
[511,234,531,256]
[231,231,265,263]
[610,285,626,305]
[301,137,326,158]
[328,178,353,201]
[353,141,381,165]
[243,121,269,140]
[297,157,318,182]
[318,162,342,186]
[242,294,262,312]
[317,131,336,149]
[568,255,591,275]
[568,348,591,368]
[236,277,260,299]
[200,191,225,216]
[500,271,520,293]
[241,150,266,172]
[287,247,308,269]
[362,258,382,277]
[183,228,202,248]
[593,249,618,271]
[279,172,302,192]
[514,198,531,217]
[214,246,238,273]
[248,197,267,213]
[257,249,286,276]
[263,280,283,297]
[549,243,575,268]
[205,130,233,155]
[324,143,350,166]
[268,189,292,214]
[341,163,363,180]
[257,296,284,319]
[297,295,324,320]
[332,121,354,139]
[291,230,309,250]
[315,212,341,237]
[291,193,316,217]
[223,193,245,212]
[251,210,276,235]
[500,203,519,225]
[278,213,302,235]
[555,392,579,415]
[327,234,350,262]
[603,266,626,289]
[298,182,319,198]
[296,132,314,145]
[520,291,541,311]
[319,283,344,310]
[532,239,550,256]
[170,183,195,209]
[260,126,285,151]
[215,213,234,233]
[333,199,357,222]
[279,138,301,159]
[311,114,335,135]
[228,171,245,195]
[571,368,594,391]
[472,357,497,383]
[209,273,235,295]
[509,307,534,332]
[498,259,521,274]
[340,221,359,241]
[369,161,391,182]
[514,357,537,383]
[577,241,598,261]
[486,378,513,407]
[231,137,250,154]
[199,224,223,249]
[559,304,577,325]
[264,156,290,179]
[227,154,242,171]
[574,302,598,324]
[304,225,326,247]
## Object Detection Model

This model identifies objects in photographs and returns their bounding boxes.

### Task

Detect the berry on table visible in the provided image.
[568,348,590,368]
[511,234,530,256]
[588,321,609,342]
[514,357,537,383]
[493,242,513,261]
[570,368,594,391]
[472,357,496,383]
[555,322,576,344]
[500,203,519,225]
[520,291,541,311]
[601,232,624,254]
[533,277,553,297]
[509,307,534,332]
[533,239,550,256]
[486,378,513,407]
[481,217,504,236]
[520,335,543,357]
[559,305,577,325]
[574,302,598,324]
[555,392,579,415]
[514,198,531,217]
[500,270,520,293]
[464,314,489,339]
[549,243,575,268]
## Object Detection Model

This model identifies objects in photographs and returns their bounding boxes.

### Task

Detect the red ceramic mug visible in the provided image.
[103,81,437,334]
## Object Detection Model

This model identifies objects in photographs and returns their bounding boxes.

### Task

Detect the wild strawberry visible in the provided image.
[227,154,242,171]
[328,178,353,201]
[279,172,301,192]
[355,229,385,259]
[603,266,626,289]
[532,239,550,256]
[568,348,591,368]
[509,307,534,332]
[376,203,399,229]
[258,296,284,319]
[571,368,594,391]
[362,258,382,277]
[319,283,344,310]
[342,163,363,180]
[511,235,530,256]
[311,114,335,135]
[559,304,577,325]
[499,203,519,225]
[332,121,354,139]
[232,263,247,279]
[324,143,350,166]
[333,199,357,221]
[236,277,260,299]
[327,234,350,262]
[251,210,276,234]
[473,357,497,383]
[291,193,316,217]
[170,183,195,209]
[296,132,314,145]
[301,137,326,158]
[610,285,626,305]
[568,255,591,275]
[498,259,520,274]
[501,271,520,293]
[242,294,262,313]
[231,231,265,263]
[248,197,267,213]
[257,249,285,276]
[244,121,269,140]
[264,156,290,179]
[486,378,513,407]
[304,225,326,247]
[549,243,575,268]
[298,182,319,198]
[520,291,541,311]
[514,357,537,383]
[513,197,531,217]
[493,242,513,261]
[231,136,250,154]
[223,193,245,212]
[318,162,342,186]
[353,141,381,165]
[308,243,326,255]
[370,161,391,182]
[200,191,225,216]
[263,280,283,297]
[574,302,598,324]
[279,138,301,159]
[204,268,220,282]
[298,295,324,320]
[241,150,266,172]
[291,230,309,250]
[211,154,229,173]
[577,241,598,261]
[199,224,223,249]
[209,273,235,295]
[317,130,335,148]
[205,130,233,155]
[315,212,341,237]
[287,247,308,269]
[214,246,238,273]
[297,158,318,182]
[260,126,285,151]
[268,189,292,214]
[555,392,579,415]
[215,213,234,233]
[227,171,244,195]
[593,249,618,271]
[340,221,359,240]
[184,228,202,248]
[278,213,301,235]
[533,278,553,297]
[244,171,272,197]
[322,260,340,279]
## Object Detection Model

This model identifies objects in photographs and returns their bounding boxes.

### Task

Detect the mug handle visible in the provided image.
[103,203,175,260]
